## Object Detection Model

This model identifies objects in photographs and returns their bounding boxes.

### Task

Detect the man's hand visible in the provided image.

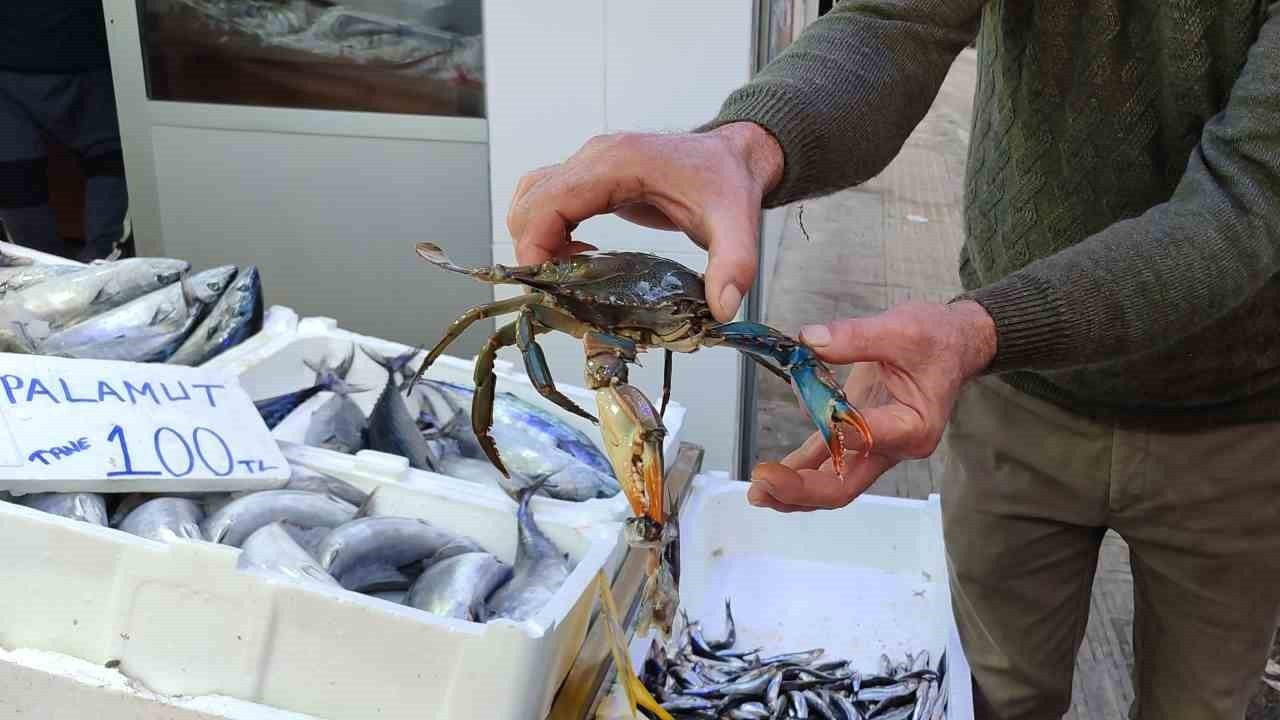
[506,123,784,322]
[749,300,997,512]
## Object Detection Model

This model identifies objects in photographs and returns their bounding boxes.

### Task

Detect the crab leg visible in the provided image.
[409,294,542,389]
[471,320,520,477]
[660,349,673,419]
[515,307,597,423]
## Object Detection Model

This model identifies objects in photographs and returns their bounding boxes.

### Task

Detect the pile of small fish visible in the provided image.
[0,465,577,624]
[255,344,622,502]
[0,246,263,365]
[640,603,949,719]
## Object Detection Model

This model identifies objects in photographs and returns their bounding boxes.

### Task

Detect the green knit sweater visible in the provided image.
[705,0,1280,428]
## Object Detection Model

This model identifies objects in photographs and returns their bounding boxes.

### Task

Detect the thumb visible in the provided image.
[798,315,905,365]
[701,209,759,322]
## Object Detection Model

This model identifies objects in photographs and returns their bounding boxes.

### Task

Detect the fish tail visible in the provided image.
[514,475,550,511]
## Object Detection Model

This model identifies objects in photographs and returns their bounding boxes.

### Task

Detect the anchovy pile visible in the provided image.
[0,250,264,365]
[642,603,949,720]
[255,344,621,502]
[2,466,577,625]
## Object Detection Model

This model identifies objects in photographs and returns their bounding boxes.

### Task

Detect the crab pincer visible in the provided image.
[707,322,873,475]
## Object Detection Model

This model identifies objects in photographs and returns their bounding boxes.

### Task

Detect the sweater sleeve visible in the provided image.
[699,0,983,208]
[968,4,1280,372]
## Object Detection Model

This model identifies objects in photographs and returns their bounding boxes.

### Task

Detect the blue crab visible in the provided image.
[409,242,873,633]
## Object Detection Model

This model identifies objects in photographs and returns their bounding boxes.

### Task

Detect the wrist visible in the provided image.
[946,300,997,378]
[712,121,784,198]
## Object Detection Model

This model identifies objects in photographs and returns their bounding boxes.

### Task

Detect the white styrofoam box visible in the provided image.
[214,315,686,522]
[0,648,320,720]
[660,472,975,719]
[490,244,743,473]
[0,472,622,720]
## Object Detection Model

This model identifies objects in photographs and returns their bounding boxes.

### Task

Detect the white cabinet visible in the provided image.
[486,1,758,472]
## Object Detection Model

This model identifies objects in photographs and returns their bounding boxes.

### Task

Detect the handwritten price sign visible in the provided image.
[0,353,289,493]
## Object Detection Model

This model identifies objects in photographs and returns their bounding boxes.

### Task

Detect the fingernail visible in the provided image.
[719,285,743,319]
[800,324,831,347]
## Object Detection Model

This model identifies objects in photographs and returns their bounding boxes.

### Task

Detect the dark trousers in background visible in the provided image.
[943,376,1280,720]
[0,67,128,261]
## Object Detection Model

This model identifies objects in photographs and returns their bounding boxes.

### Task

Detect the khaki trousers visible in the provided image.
[942,376,1280,720]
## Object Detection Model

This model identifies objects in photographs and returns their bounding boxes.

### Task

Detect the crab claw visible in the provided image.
[789,353,873,476]
[709,321,873,475]
[595,384,667,526]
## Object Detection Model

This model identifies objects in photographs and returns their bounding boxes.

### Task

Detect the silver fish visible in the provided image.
[684,670,776,698]
[119,497,204,542]
[787,691,808,720]
[874,705,916,720]
[239,522,340,587]
[0,258,189,333]
[856,679,919,704]
[0,247,33,267]
[407,551,512,622]
[16,492,108,525]
[304,389,367,454]
[370,590,407,605]
[801,690,838,720]
[168,265,262,366]
[0,263,82,297]
[728,702,770,719]
[109,492,154,527]
[661,696,718,712]
[830,692,864,720]
[912,681,934,720]
[38,265,235,362]
[277,521,330,558]
[201,490,357,546]
[417,380,619,501]
[317,515,481,591]
[486,483,575,622]
[341,563,416,593]
[367,373,436,471]
[928,679,947,720]
[282,471,370,509]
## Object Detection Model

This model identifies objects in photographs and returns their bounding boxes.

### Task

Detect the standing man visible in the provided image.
[0,1,130,261]
[506,2,1280,718]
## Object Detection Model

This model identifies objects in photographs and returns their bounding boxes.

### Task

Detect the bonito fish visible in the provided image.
[0,257,189,333]
[40,265,236,362]
[416,380,619,501]
[239,522,341,588]
[486,482,575,622]
[168,265,263,366]
[118,497,205,542]
[14,492,108,525]
[406,551,511,622]
[201,489,357,546]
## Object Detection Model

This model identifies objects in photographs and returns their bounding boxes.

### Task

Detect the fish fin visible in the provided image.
[90,285,114,306]
[335,344,357,378]
[359,344,392,372]
[514,475,550,507]
[179,274,198,311]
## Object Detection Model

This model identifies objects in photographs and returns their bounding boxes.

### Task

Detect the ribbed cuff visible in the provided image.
[964,273,1075,374]
[694,84,827,209]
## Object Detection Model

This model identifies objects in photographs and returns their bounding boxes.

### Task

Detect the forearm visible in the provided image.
[700,0,983,207]
[969,6,1280,372]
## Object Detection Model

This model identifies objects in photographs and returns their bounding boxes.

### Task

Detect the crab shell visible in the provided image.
[498,252,714,353]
